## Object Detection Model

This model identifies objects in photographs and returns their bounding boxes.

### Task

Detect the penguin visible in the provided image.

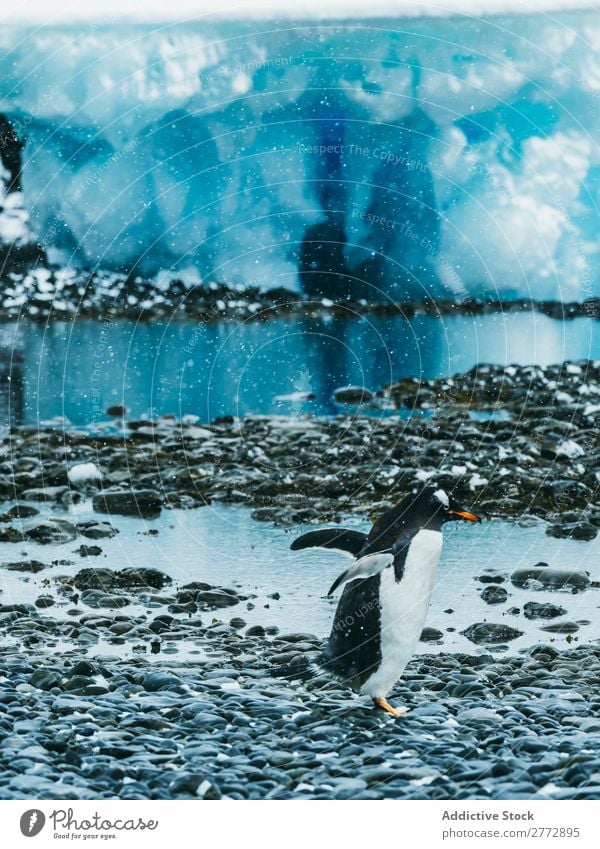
[290,487,480,717]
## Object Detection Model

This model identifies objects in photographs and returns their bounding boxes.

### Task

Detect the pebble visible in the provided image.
[523,601,567,620]
[481,586,509,605]
[511,565,590,592]
[92,489,163,518]
[461,623,524,644]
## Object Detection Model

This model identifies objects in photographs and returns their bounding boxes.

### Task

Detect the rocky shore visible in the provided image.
[1,359,599,801]
[1,359,599,535]
[1,635,599,800]
[0,264,599,323]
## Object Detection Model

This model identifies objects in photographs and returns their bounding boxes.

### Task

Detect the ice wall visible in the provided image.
[1,10,599,300]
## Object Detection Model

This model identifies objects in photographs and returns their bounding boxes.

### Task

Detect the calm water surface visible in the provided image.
[0,311,599,425]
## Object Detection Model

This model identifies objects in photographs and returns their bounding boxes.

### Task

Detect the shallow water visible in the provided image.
[1,311,600,425]
[1,502,598,659]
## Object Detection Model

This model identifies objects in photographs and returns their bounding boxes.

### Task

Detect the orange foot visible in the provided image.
[373,696,407,717]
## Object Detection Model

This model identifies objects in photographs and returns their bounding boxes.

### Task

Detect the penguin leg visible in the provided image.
[373,697,407,717]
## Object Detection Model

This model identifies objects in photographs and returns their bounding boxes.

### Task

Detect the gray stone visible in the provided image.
[461,622,524,644]
[93,489,162,517]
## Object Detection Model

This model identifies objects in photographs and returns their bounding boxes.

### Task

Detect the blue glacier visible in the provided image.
[1,7,600,301]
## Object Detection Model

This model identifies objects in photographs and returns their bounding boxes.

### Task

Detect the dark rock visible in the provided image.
[106,404,127,417]
[80,589,130,609]
[0,503,39,521]
[68,567,171,591]
[143,672,181,692]
[3,559,46,573]
[193,590,240,609]
[420,627,444,643]
[77,545,103,557]
[461,622,524,644]
[168,602,197,614]
[275,632,319,643]
[333,386,373,405]
[34,595,55,608]
[30,669,61,691]
[481,586,508,605]
[523,601,567,620]
[0,525,24,542]
[25,519,78,544]
[0,603,35,615]
[546,522,597,540]
[540,621,579,633]
[93,489,162,517]
[71,660,97,677]
[511,565,590,592]
[545,479,592,509]
[63,675,94,692]
[21,486,69,503]
[78,521,119,539]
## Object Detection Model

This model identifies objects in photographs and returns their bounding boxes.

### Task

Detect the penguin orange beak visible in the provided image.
[448,510,481,523]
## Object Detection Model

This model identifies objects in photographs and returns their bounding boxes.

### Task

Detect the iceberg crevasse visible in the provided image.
[0,10,599,300]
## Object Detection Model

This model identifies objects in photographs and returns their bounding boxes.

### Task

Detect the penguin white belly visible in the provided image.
[360,528,443,698]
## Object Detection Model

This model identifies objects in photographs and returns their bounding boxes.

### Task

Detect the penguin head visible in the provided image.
[386,486,480,531]
[368,486,480,548]
[421,486,481,527]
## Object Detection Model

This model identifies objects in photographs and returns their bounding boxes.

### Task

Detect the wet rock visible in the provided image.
[78,521,119,539]
[30,669,61,691]
[0,525,25,542]
[77,545,103,557]
[246,625,266,637]
[3,560,46,573]
[0,503,39,521]
[276,632,319,644]
[196,590,239,608]
[106,405,127,417]
[25,519,78,544]
[21,486,70,503]
[80,589,130,609]
[71,660,97,677]
[540,621,579,633]
[68,567,171,591]
[477,574,506,584]
[34,595,55,609]
[461,622,524,645]
[168,601,198,615]
[546,522,597,540]
[143,672,182,692]
[93,489,162,518]
[333,386,373,405]
[523,601,568,620]
[511,565,590,592]
[420,627,444,643]
[545,479,591,509]
[0,603,35,615]
[481,586,508,605]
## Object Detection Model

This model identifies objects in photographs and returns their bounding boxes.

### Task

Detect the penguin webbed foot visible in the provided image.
[373,696,407,718]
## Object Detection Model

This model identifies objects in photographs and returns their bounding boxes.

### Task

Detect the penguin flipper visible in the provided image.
[290,528,367,558]
[327,551,394,596]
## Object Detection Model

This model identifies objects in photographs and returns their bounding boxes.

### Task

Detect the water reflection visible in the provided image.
[0,311,597,426]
